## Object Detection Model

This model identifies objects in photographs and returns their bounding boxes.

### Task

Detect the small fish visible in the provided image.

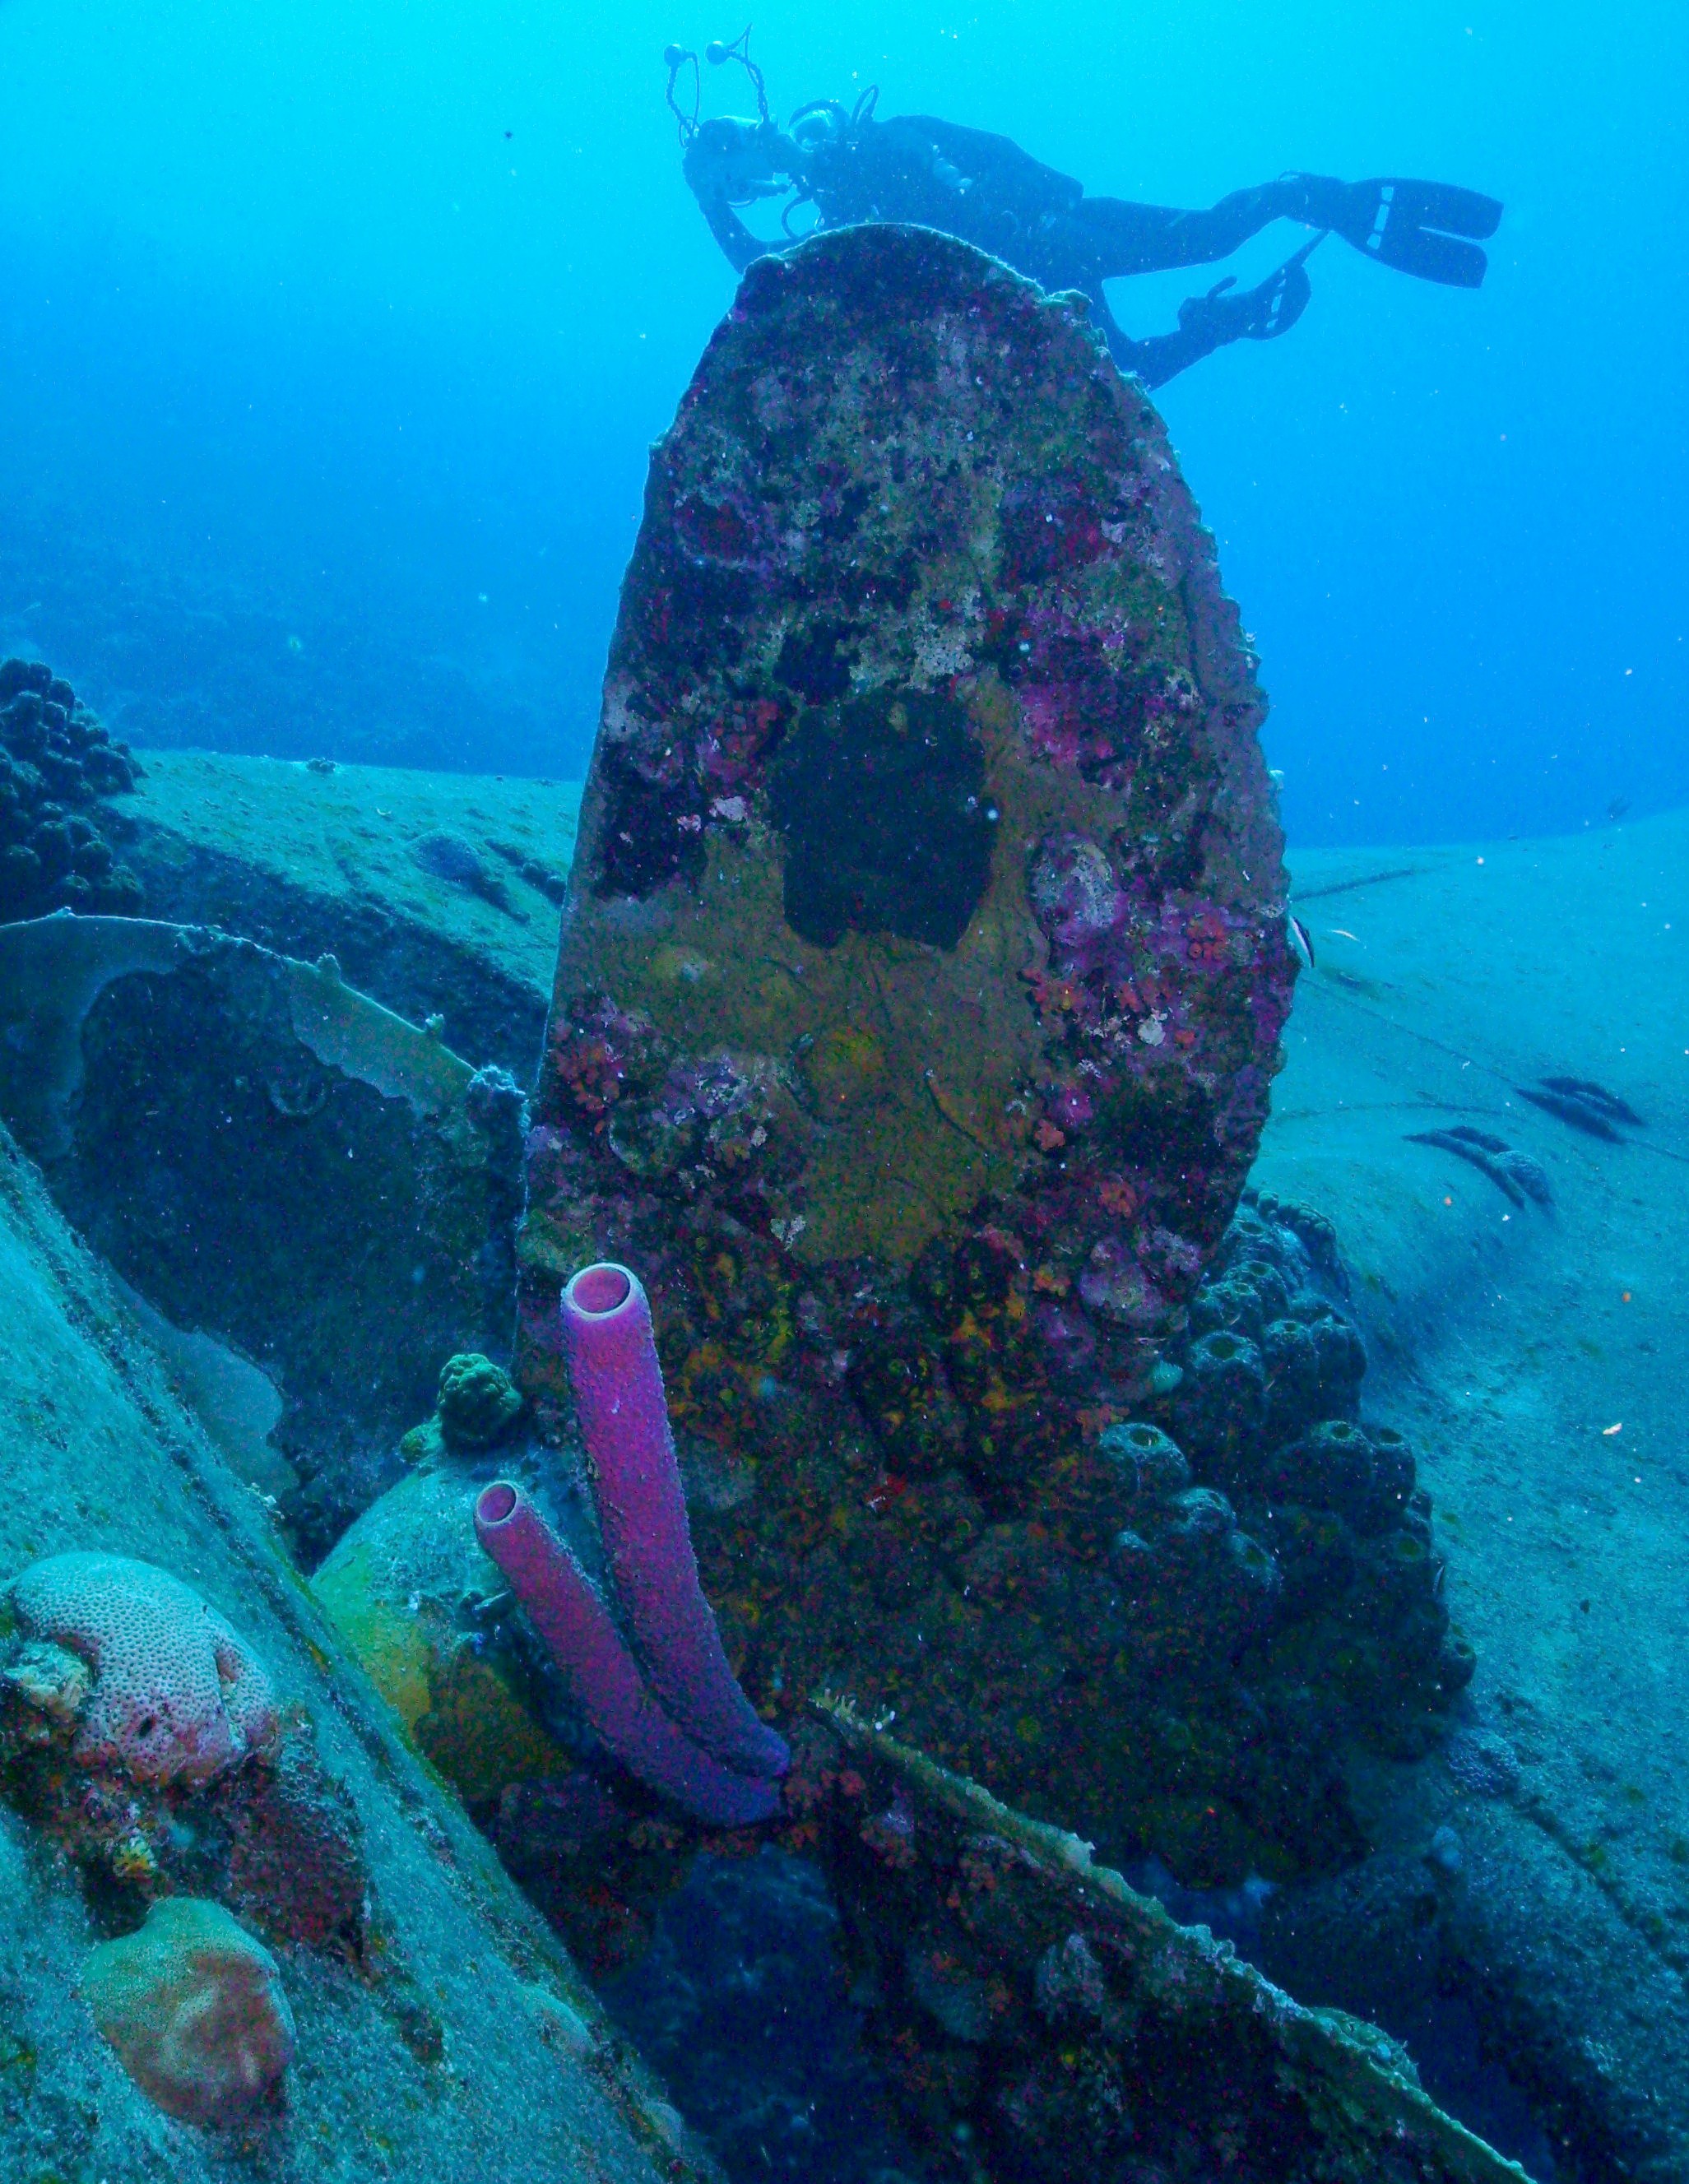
[1286,912,1315,971]
[1516,1085,1621,1140]
[1538,1075,1643,1128]
[1407,1128,1526,1207]
[1326,927,1359,942]
[1606,795,1631,823]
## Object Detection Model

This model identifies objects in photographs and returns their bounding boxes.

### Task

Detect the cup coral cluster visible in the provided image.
[1156,1193,1473,1761]
[0,656,144,922]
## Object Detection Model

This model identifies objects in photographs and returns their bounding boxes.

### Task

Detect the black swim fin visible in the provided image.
[1178,232,1325,348]
[1292,176,1503,287]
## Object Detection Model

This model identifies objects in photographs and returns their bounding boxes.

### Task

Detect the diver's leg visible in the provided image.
[1075,285,1227,393]
[1058,179,1311,280]
[1048,174,1501,290]
[1081,241,1318,392]
[1111,322,1217,392]
[1074,289,1162,383]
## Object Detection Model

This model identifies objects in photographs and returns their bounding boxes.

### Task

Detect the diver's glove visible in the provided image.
[1178,244,1314,346]
[1284,174,1502,287]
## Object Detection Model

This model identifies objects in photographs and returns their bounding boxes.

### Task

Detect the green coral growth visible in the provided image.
[436,1352,523,1451]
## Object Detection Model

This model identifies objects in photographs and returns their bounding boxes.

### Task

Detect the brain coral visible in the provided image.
[5,1552,277,1787]
[83,1895,296,2125]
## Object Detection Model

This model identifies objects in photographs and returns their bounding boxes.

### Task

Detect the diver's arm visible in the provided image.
[693,188,768,273]
[681,128,783,273]
[678,143,768,272]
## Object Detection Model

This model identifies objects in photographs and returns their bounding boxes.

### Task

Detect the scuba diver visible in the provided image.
[666,33,1501,391]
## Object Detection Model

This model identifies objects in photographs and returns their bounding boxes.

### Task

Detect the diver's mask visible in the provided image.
[789,100,847,158]
[683,114,793,204]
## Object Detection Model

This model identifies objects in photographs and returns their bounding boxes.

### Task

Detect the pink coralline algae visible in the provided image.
[477,1262,788,1826]
[4,1553,277,1788]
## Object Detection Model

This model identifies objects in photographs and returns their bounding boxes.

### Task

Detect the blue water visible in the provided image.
[1,0,1683,839]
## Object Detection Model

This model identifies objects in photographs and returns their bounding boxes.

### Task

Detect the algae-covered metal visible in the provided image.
[0,915,525,1556]
[526,221,1292,1345]
[809,1699,1531,2184]
[519,225,1299,1862]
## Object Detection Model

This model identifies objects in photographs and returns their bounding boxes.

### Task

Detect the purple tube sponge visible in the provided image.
[474,1482,782,1826]
[561,1262,790,1783]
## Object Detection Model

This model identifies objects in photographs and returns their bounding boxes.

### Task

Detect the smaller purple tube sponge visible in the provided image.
[561,1262,790,1784]
[474,1482,782,1826]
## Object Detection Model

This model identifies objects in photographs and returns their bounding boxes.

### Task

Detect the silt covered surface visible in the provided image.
[0,1121,712,2184]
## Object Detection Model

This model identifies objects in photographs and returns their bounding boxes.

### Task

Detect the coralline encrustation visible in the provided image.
[82,1895,296,2126]
[517,224,1319,1872]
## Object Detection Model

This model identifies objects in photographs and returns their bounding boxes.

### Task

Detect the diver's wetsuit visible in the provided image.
[807,116,1323,385]
[684,104,1500,389]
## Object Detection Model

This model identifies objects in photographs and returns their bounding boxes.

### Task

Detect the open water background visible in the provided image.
[0,0,1683,843]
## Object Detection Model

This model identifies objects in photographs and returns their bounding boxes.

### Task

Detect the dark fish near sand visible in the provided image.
[1516,1076,1640,1140]
[1538,1075,1644,1127]
[1406,1124,1553,1208]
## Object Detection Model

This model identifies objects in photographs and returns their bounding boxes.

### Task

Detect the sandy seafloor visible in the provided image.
[1265,812,1687,1912]
[1250,808,1689,2182]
